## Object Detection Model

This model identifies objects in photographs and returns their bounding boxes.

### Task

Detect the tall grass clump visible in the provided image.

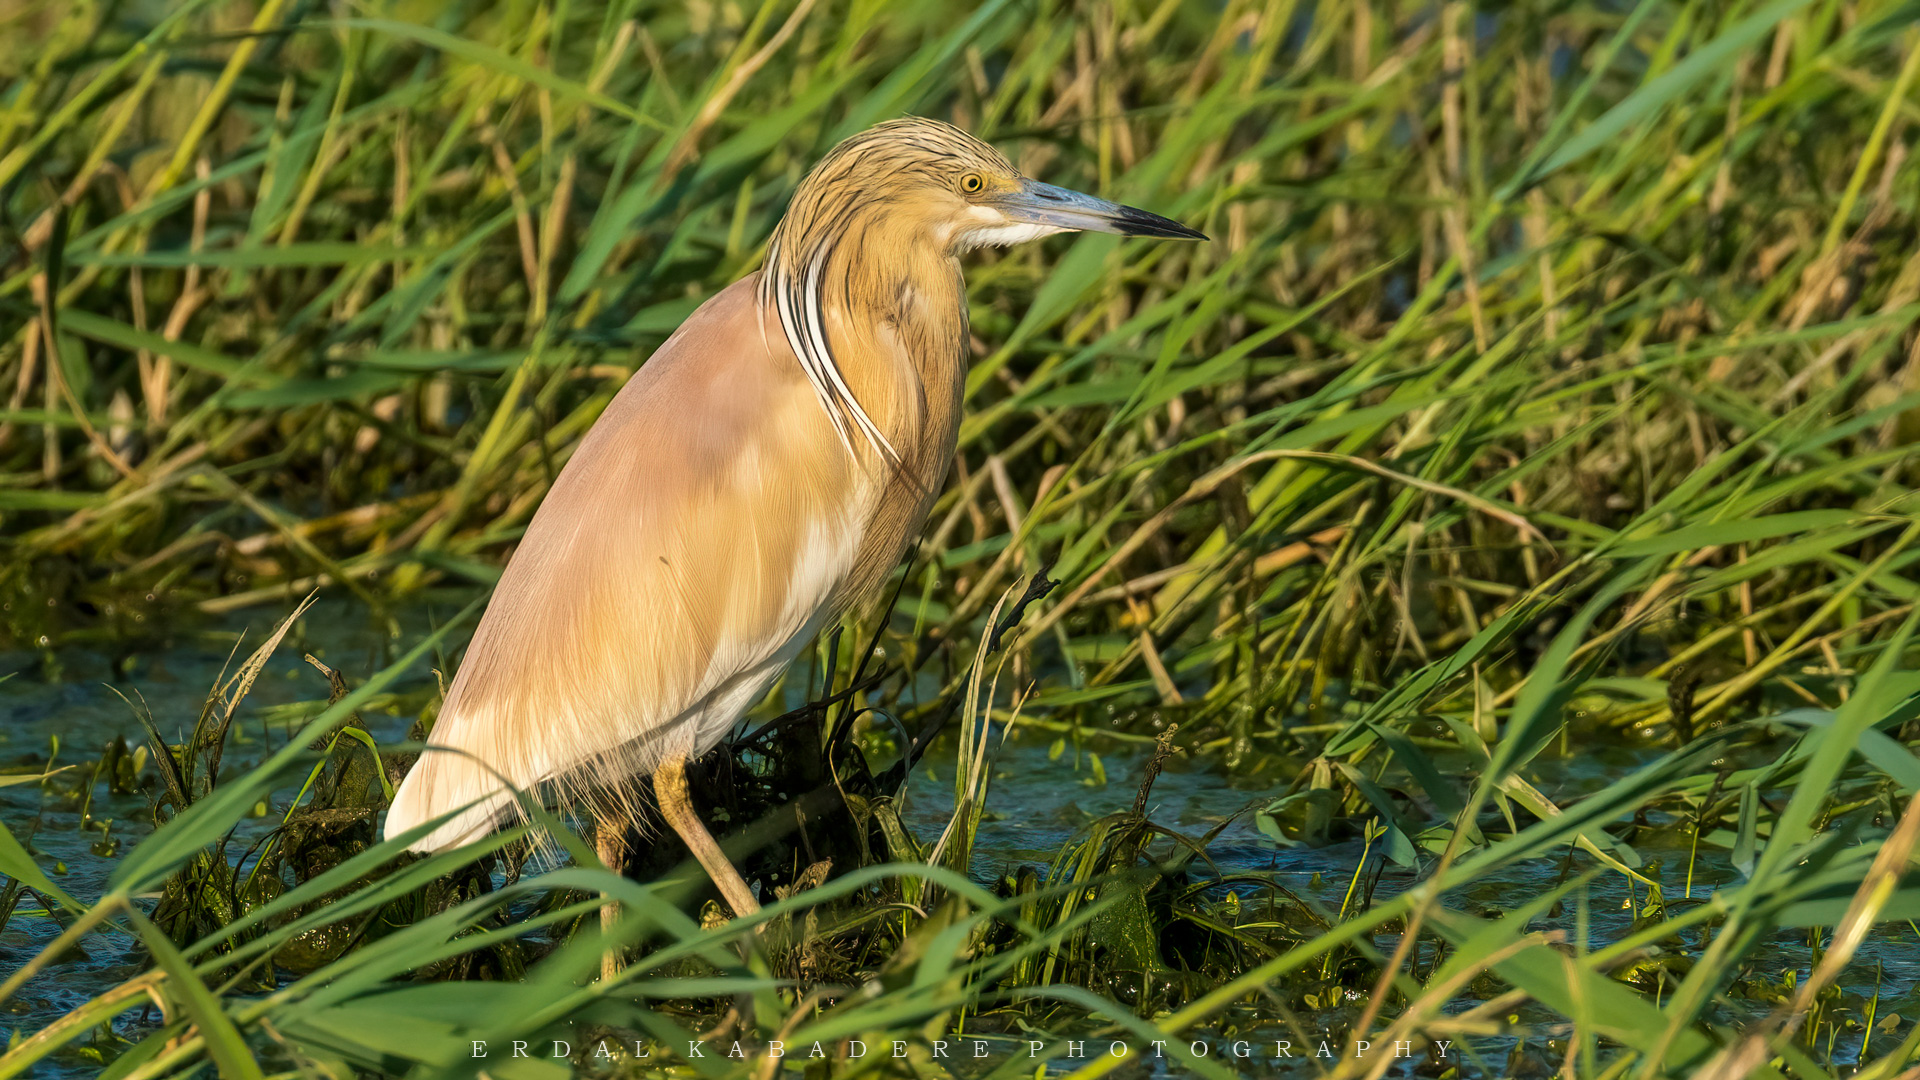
[6,0,1920,1076]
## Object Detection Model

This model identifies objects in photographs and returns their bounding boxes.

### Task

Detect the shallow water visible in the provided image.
[0,597,448,1069]
[902,730,1920,1077]
[903,707,1920,1074]
[3,598,1915,1077]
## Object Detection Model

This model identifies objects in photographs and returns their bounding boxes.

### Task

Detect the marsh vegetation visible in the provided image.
[6,0,1920,1076]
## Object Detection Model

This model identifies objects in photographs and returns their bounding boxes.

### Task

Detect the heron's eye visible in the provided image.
[959,173,985,194]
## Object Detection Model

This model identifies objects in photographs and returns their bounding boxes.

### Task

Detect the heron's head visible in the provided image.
[771,117,1205,263]
[759,118,1203,459]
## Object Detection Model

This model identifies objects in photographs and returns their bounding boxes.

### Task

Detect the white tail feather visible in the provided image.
[384,750,519,853]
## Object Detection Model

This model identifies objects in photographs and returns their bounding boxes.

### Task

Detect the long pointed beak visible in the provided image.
[997,179,1208,241]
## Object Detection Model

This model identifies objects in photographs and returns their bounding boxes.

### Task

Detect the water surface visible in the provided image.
[3,598,1914,1077]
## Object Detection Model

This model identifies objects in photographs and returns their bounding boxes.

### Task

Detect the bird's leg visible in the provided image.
[595,809,629,981]
[654,754,762,918]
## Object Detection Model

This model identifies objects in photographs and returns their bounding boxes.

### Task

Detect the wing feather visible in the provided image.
[386,276,867,852]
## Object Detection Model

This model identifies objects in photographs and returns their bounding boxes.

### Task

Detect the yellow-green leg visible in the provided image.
[654,754,761,918]
[596,810,628,981]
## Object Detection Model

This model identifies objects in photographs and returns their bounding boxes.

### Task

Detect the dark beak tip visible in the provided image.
[1122,223,1209,242]
[1115,205,1209,241]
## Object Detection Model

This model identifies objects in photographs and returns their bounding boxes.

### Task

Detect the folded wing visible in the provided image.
[385,277,868,852]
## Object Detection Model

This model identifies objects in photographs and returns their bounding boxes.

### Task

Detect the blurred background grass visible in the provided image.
[8,0,1920,1076]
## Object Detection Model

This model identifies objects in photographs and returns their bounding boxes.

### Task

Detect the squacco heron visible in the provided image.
[383,117,1204,923]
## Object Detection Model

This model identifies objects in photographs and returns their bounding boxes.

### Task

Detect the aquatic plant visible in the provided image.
[5,0,1920,1076]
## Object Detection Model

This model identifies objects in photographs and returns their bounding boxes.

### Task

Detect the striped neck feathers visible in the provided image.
[760,195,970,467]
